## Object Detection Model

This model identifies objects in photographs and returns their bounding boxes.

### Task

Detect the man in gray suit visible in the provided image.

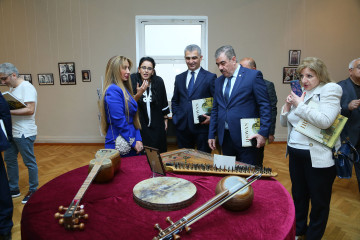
[239,57,278,166]
[338,57,360,191]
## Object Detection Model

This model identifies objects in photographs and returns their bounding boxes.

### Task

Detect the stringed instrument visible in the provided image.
[54,149,120,230]
[153,172,262,240]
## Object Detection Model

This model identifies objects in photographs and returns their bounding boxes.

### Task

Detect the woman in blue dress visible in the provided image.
[100,55,143,157]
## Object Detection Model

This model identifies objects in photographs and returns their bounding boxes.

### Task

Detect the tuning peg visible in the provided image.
[165,216,174,225]
[184,225,192,233]
[54,212,64,219]
[81,213,89,219]
[172,233,181,240]
[58,206,68,212]
[59,218,64,225]
[72,223,85,230]
[154,223,164,234]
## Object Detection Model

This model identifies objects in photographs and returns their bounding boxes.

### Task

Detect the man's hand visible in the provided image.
[200,114,210,125]
[268,135,275,144]
[249,134,266,148]
[208,139,216,150]
[348,99,360,111]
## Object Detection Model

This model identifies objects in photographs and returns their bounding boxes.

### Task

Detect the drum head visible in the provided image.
[133,177,197,211]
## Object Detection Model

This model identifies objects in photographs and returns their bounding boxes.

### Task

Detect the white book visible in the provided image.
[240,118,260,147]
[2,91,27,110]
[192,97,213,124]
[0,119,8,139]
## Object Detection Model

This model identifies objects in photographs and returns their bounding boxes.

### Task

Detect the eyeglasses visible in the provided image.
[140,66,153,71]
[0,74,11,81]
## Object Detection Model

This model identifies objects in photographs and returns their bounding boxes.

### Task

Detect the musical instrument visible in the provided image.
[153,172,262,240]
[133,177,197,211]
[161,148,277,177]
[54,149,120,230]
[215,176,253,211]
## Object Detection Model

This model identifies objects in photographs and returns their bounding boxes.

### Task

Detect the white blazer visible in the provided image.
[280,82,343,168]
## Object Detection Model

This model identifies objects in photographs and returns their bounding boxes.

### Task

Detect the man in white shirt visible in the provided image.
[0,63,38,204]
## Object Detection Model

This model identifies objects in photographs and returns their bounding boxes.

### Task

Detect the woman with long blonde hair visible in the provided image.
[100,55,143,156]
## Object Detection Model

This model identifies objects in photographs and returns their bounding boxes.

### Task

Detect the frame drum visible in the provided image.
[133,177,197,211]
[215,176,254,211]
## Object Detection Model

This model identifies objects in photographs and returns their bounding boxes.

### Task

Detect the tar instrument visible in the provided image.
[161,148,277,177]
[153,172,262,240]
[54,149,120,230]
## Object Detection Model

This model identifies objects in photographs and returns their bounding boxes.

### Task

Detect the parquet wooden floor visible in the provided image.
[5,143,360,240]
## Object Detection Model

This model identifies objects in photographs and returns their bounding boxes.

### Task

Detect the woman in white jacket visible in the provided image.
[280,57,342,240]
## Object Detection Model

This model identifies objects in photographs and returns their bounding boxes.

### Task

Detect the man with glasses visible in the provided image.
[208,46,271,165]
[338,58,360,192]
[171,44,216,153]
[0,63,38,204]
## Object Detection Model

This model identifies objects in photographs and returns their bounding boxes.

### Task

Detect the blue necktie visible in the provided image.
[224,77,232,103]
[188,71,195,97]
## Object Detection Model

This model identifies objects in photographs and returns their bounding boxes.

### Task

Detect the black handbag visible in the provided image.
[332,138,359,179]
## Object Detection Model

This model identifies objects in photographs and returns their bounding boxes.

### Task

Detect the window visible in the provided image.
[135,16,208,101]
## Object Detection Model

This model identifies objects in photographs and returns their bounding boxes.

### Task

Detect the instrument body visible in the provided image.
[153,172,262,240]
[215,176,254,211]
[55,149,120,230]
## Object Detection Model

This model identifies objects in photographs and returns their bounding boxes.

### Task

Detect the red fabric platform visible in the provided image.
[21,155,295,240]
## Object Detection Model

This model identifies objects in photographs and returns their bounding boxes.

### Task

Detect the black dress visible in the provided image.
[131,73,170,153]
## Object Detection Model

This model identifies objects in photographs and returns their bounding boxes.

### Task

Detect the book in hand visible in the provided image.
[295,114,348,149]
[241,118,261,147]
[192,97,213,124]
[2,91,27,110]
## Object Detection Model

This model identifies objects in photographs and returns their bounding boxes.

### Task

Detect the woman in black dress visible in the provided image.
[131,57,170,153]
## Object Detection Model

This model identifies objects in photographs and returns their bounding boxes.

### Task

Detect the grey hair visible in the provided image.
[0,63,19,76]
[349,58,360,69]
[215,45,237,62]
[184,44,202,56]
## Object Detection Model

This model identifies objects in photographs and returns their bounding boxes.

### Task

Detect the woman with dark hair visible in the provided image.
[131,57,170,153]
[280,57,342,240]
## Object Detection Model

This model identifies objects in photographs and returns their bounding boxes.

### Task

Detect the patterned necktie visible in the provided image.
[188,71,195,97]
[224,77,232,103]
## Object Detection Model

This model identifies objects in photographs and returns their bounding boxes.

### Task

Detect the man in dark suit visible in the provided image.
[239,57,278,166]
[208,46,271,165]
[338,57,360,191]
[0,92,13,240]
[171,44,216,153]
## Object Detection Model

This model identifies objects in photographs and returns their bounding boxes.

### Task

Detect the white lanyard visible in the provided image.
[142,83,152,127]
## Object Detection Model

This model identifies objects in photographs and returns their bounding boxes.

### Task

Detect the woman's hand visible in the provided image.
[164,118,168,131]
[137,80,149,95]
[290,91,306,107]
[134,141,144,154]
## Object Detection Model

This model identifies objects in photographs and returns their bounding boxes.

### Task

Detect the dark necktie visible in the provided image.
[188,71,195,97]
[224,77,232,103]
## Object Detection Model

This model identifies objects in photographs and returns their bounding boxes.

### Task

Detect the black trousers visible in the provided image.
[288,146,336,240]
[175,128,211,153]
[222,130,264,166]
[0,153,13,236]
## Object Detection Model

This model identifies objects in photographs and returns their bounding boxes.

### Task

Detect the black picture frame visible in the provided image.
[289,50,301,66]
[19,74,32,84]
[38,74,54,85]
[283,67,299,84]
[58,62,76,85]
[82,70,91,82]
[144,146,166,176]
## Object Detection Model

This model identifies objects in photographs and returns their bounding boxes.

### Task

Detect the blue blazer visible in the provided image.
[171,67,216,133]
[338,78,360,146]
[104,84,141,149]
[209,66,271,149]
[0,92,12,151]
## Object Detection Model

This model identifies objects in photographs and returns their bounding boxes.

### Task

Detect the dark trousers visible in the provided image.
[222,130,263,166]
[354,144,360,192]
[288,146,336,240]
[0,153,13,236]
[175,128,211,153]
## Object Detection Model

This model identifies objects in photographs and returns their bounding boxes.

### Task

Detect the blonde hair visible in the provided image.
[297,57,332,84]
[100,56,141,136]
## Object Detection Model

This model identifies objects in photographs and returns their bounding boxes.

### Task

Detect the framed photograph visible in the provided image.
[38,74,54,85]
[144,146,166,176]
[283,67,299,84]
[19,74,32,84]
[58,62,76,85]
[289,50,301,66]
[82,70,91,82]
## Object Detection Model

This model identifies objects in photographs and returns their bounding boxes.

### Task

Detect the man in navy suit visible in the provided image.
[338,57,360,191]
[208,45,271,165]
[171,44,216,153]
[239,57,278,166]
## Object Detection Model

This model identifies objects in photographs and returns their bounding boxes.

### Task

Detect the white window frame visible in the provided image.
[135,15,208,70]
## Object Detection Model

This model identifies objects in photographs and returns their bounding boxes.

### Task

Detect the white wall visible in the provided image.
[0,0,359,143]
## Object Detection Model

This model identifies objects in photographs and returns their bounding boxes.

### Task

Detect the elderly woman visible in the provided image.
[130,57,170,153]
[280,57,342,240]
[99,56,143,157]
